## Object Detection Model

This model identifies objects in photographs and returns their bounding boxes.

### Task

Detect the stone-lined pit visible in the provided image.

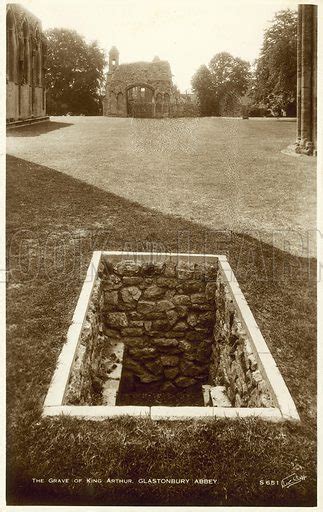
[64,255,275,409]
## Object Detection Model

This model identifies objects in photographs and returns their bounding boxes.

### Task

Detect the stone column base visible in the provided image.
[294,138,316,156]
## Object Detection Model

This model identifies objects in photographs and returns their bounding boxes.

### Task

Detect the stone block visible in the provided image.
[164,263,177,277]
[191,304,214,311]
[122,337,145,347]
[128,347,157,359]
[185,331,206,342]
[173,294,191,306]
[143,285,165,299]
[129,320,144,328]
[156,300,175,312]
[174,376,197,388]
[121,327,144,337]
[137,301,156,316]
[105,328,121,338]
[156,277,178,288]
[139,372,163,384]
[152,319,170,330]
[191,293,207,304]
[177,339,192,353]
[164,367,179,380]
[144,321,153,331]
[166,309,178,326]
[145,360,163,376]
[248,354,258,371]
[173,321,189,331]
[120,286,142,304]
[153,338,179,348]
[105,290,119,306]
[205,282,217,300]
[210,386,232,407]
[202,384,212,406]
[114,261,141,276]
[180,360,208,378]
[187,312,198,327]
[160,355,179,367]
[176,305,188,318]
[181,280,205,294]
[122,277,143,286]
[106,312,128,328]
[177,269,195,280]
[252,370,263,386]
[104,273,122,290]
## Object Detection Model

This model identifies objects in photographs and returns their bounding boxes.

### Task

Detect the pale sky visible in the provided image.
[17,0,298,92]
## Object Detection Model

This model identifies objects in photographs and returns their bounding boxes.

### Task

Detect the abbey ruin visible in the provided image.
[6,3,48,126]
[103,47,180,118]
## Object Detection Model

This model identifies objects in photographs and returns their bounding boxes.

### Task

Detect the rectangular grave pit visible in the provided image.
[43,251,300,422]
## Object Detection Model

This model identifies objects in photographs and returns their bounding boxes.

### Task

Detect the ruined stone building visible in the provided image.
[6,3,48,126]
[296,4,317,155]
[103,47,179,118]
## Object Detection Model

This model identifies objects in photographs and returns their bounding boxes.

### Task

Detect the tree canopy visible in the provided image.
[191,65,216,116]
[254,9,297,115]
[45,28,106,115]
[191,53,251,116]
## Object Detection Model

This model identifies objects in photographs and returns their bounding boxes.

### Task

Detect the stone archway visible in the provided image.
[126,84,155,118]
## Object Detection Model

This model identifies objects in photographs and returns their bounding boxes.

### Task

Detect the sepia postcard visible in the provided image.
[1,0,321,509]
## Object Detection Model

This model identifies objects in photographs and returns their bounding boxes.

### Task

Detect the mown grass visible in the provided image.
[7,116,316,257]
[6,154,316,506]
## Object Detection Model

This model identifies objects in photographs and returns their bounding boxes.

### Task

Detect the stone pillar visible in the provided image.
[300,5,313,143]
[296,5,302,141]
[296,5,317,155]
[311,7,317,153]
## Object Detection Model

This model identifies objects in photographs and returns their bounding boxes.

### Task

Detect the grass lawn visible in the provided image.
[6,118,316,506]
[7,116,316,257]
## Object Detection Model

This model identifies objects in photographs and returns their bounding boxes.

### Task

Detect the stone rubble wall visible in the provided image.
[64,276,107,405]
[64,255,275,408]
[102,258,218,393]
[209,270,275,408]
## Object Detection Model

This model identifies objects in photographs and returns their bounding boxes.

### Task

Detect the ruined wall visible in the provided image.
[102,259,217,392]
[6,3,47,123]
[103,58,176,118]
[64,255,276,407]
[209,271,274,407]
[64,276,106,405]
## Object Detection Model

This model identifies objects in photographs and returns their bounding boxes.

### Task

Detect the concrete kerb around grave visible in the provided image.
[43,251,300,422]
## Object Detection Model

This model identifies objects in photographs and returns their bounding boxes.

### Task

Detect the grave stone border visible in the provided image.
[43,251,300,422]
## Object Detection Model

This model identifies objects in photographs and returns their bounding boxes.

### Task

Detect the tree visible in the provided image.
[191,65,217,116]
[209,52,251,116]
[254,9,297,115]
[191,54,251,116]
[45,29,106,115]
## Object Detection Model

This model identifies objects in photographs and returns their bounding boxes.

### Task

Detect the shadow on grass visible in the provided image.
[6,120,73,137]
[6,155,317,507]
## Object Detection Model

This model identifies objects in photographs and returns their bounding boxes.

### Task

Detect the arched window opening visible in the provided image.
[164,93,170,115]
[22,20,30,84]
[41,37,47,87]
[155,93,163,115]
[126,85,155,118]
[34,29,42,86]
[110,92,117,115]
[6,11,17,82]
[117,92,124,114]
